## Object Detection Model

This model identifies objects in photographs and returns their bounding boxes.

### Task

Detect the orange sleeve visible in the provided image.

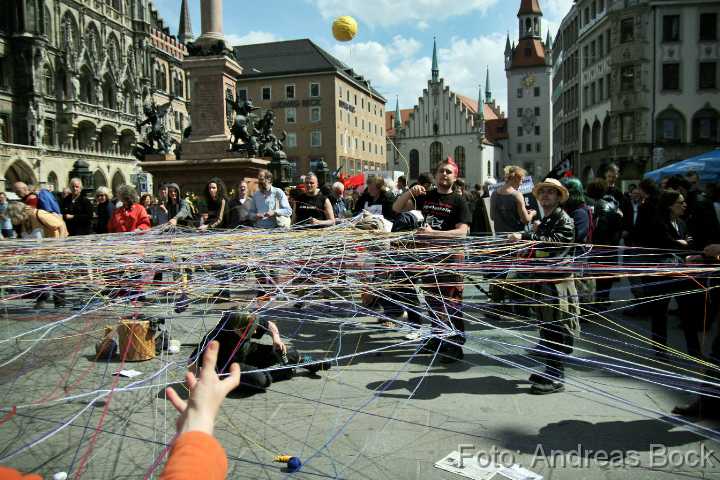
[159,431,228,480]
[0,466,43,479]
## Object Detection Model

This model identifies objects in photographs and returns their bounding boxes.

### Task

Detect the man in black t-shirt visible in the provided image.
[293,173,336,226]
[392,158,471,362]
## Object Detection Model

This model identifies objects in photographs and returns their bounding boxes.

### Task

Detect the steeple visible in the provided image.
[518,0,543,39]
[546,30,553,49]
[476,83,485,140]
[178,0,193,44]
[505,32,511,55]
[485,67,492,103]
[394,96,401,129]
[431,37,439,83]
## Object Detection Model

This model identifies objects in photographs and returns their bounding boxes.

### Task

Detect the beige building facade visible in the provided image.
[233,39,386,180]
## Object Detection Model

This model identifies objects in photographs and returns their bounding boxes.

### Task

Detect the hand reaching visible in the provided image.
[165,340,240,436]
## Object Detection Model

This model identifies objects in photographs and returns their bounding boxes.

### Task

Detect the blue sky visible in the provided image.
[152,0,574,113]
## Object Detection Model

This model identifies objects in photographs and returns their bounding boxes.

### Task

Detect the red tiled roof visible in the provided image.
[385,109,413,136]
[455,94,499,120]
[509,38,547,68]
[518,0,542,16]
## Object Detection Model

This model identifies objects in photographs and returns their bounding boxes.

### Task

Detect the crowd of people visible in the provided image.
[4,160,720,478]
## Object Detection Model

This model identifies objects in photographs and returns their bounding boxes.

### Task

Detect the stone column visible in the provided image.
[196,0,226,49]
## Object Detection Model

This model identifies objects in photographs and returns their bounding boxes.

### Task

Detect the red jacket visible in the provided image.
[108,203,151,233]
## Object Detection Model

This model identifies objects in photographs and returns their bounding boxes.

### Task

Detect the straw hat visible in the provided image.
[532,178,569,204]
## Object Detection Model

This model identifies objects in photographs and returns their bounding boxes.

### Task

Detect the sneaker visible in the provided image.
[530,380,565,395]
[528,373,544,384]
[302,355,332,374]
[418,337,441,354]
[404,329,424,341]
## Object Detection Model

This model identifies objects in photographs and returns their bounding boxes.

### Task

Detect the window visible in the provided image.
[700,13,717,41]
[517,108,523,117]
[286,107,296,124]
[517,143,522,154]
[584,45,589,68]
[237,88,247,101]
[517,88,523,98]
[590,41,596,64]
[534,107,540,116]
[429,141,443,172]
[361,119,364,130]
[663,63,680,90]
[310,83,320,97]
[286,132,297,148]
[620,18,634,43]
[584,86,589,107]
[454,146,466,177]
[663,15,680,42]
[621,113,634,141]
[517,126,524,137]
[536,143,541,153]
[355,138,358,149]
[361,98,364,108]
[285,84,295,99]
[534,87,540,97]
[598,78,604,101]
[699,62,717,89]
[656,108,684,143]
[534,125,540,136]
[526,143,532,152]
[598,33,604,57]
[590,83,596,104]
[607,29,611,52]
[693,108,719,143]
[310,106,321,122]
[621,66,635,91]
[354,94,357,105]
[409,149,419,178]
[354,116,358,127]
[362,140,365,151]
[261,86,271,101]
[311,130,321,147]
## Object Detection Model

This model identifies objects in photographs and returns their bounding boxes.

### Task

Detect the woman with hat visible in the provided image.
[509,178,578,394]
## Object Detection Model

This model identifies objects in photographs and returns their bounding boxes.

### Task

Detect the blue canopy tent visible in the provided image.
[644,149,720,184]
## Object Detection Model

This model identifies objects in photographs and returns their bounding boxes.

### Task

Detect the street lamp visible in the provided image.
[313,159,329,186]
[269,149,291,189]
[68,159,94,196]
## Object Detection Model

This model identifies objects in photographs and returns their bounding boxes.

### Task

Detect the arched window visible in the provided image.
[47,171,58,192]
[86,23,101,59]
[112,170,126,195]
[454,145,466,178]
[591,120,601,150]
[107,35,120,67]
[60,13,78,50]
[79,67,94,103]
[656,108,685,144]
[409,149,419,179]
[43,6,52,37]
[429,142,443,173]
[43,65,53,96]
[525,18,532,35]
[102,74,116,109]
[582,123,591,152]
[94,170,107,188]
[602,116,610,148]
[123,80,135,113]
[692,108,719,144]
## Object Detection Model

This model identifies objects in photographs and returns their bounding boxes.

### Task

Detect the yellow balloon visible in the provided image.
[332,16,358,42]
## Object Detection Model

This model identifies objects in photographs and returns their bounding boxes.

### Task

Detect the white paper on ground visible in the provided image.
[434,451,542,480]
[114,369,142,378]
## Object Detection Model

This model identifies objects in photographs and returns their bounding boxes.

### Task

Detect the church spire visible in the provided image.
[394,96,401,129]
[485,67,492,103]
[505,32,511,55]
[178,0,193,44]
[546,30,553,49]
[431,37,439,83]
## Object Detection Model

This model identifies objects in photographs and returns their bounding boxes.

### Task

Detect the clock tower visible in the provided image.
[505,0,553,180]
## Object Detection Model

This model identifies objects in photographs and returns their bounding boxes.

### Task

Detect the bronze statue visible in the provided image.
[227,97,260,155]
[254,110,287,157]
[133,96,175,160]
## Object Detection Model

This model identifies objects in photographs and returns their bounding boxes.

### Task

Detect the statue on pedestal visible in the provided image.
[133,97,176,160]
[255,110,287,157]
[227,97,260,156]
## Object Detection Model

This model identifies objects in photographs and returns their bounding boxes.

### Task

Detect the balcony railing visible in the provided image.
[65,101,137,125]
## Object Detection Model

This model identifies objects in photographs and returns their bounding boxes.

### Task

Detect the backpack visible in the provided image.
[36,189,61,215]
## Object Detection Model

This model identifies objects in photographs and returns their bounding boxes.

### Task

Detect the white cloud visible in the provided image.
[225,31,280,46]
[312,0,498,27]
[417,20,430,31]
[330,33,509,115]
